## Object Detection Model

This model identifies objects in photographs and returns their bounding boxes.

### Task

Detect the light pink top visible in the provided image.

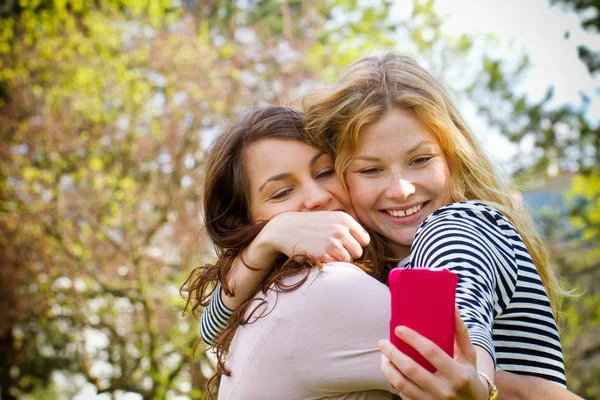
[218,262,394,400]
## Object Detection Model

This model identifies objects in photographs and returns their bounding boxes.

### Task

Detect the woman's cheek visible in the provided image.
[346,175,359,204]
[326,180,353,211]
[347,178,371,215]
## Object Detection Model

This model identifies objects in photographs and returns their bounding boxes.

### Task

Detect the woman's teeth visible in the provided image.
[386,204,422,217]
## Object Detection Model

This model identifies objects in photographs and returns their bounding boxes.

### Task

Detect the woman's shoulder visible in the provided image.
[311,262,385,290]
[431,200,501,218]
[276,262,384,296]
[302,262,388,294]
[420,201,515,232]
[322,261,372,274]
[292,263,389,341]
[413,200,522,256]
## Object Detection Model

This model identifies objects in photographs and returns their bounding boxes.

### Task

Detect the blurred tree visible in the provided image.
[536,8,599,397]
[560,173,600,398]
[0,1,205,397]
[466,1,599,397]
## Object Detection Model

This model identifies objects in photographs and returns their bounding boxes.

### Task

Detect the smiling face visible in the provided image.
[245,138,353,222]
[345,107,452,258]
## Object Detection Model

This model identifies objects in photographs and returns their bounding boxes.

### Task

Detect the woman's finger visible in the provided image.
[319,253,332,263]
[344,215,371,247]
[393,325,455,377]
[380,354,431,400]
[378,339,439,394]
[322,245,350,263]
[454,307,477,365]
[340,235,364,260]
[315,233,360,262]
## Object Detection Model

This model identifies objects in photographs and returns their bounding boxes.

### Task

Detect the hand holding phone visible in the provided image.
[389,268,457,373]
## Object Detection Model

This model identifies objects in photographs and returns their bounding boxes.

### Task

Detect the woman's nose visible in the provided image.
[302,182,332,211]
[386,177,416,201]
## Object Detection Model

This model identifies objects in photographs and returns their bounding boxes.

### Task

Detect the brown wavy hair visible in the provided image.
[180,105,375,398]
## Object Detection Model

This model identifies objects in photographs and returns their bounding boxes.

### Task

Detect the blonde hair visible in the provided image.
[303,53,564,320]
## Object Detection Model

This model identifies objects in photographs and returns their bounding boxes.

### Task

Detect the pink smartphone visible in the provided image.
[388,268,457,373]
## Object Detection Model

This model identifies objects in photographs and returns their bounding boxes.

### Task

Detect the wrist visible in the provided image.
[477,375,490,400]
[246,228,280,269]
[258,214,291,252]
[478,372,498,400]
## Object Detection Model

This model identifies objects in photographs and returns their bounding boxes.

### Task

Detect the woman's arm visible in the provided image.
[495,372,584,400]
[223,210,369,310]
[199,211,369,345]
[377,204,506,398]
[410,203,566,383]
[410,212,500,363]
[379,320,583,400]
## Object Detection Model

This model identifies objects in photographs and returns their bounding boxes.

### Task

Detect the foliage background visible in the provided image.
[0,0,598,398]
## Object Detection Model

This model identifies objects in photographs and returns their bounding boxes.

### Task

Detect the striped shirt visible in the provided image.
[407,201,566,387]
[198,201,567,387]
[200,282,233,345]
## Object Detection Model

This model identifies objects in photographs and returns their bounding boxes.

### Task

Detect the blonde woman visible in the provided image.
[303,53,569,398]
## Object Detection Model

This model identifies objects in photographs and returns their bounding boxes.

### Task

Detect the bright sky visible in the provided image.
[435,0,599,166]
[438,0,598,105]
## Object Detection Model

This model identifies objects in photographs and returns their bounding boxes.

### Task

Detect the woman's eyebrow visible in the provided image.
[258,151,327,193]
[353,139,435,161]
[351,155,380,162]
[258,173,290,193]
[406,139,435,154]
[310,151,326,165]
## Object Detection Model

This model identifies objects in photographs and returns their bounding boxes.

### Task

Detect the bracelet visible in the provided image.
[478,372,499,400]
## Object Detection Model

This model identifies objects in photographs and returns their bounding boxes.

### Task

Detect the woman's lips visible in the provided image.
[380,202,429,224]
[384,202,423,217]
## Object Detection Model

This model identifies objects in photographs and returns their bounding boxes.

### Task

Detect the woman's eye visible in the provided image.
[271,189,292,200]
[412,156,432,166]
[358,168,381,175]
[316,168,335,179]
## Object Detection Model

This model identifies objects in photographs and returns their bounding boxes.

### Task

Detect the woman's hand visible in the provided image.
[222,210,369,310]
[261,210,370,263]
[379,309,490,400]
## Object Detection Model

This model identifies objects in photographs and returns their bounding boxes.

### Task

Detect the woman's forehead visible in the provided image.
[243,139,323,185]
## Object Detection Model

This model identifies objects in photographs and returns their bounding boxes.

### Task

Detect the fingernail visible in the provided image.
[395,326,406,337]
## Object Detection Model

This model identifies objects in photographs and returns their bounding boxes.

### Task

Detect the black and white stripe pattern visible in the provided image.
[200,282,234,345]
[407,201,567,387]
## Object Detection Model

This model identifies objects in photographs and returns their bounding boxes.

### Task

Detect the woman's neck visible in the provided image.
[390,243,411,261]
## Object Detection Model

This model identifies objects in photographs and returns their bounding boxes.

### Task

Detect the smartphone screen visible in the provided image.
[388,268,457,373]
